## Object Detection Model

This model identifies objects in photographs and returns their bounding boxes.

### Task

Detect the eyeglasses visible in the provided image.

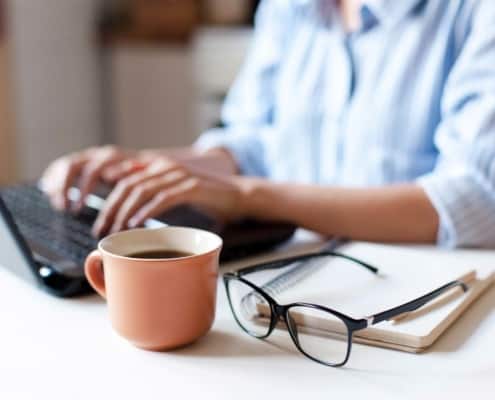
[223,251,468,367]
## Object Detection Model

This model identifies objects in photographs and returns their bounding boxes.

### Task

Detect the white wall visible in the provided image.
[110,45,195,150]
[192,27,252,136]
[8,0,104,180]
[109,28,252,151]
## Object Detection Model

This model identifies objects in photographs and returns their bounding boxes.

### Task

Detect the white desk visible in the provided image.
[1,231,494,400]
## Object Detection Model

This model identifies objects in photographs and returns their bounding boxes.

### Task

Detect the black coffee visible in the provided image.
[126,250,194,259]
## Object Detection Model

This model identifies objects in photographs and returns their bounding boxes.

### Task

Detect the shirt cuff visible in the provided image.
[418,172,495,248]
[194,128,266,177]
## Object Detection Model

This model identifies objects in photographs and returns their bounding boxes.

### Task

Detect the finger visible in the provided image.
[128,178,199,228]
[76,154,126,211]
[60,163,82,210]
[46,157,86,211]
[92,175,145,237]
[101,160,148,183]
[109,170,188,233]
[146,157,178,174]
[92,166,183,237]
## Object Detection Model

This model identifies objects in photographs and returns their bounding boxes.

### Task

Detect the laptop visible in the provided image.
[0,183,295,297]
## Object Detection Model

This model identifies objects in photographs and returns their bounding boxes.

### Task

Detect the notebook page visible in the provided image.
[264,242,495,347]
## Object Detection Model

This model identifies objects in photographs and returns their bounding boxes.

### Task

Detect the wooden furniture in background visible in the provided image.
[101,0,259,45]
[134,0,198,39]
[201,0,251,25]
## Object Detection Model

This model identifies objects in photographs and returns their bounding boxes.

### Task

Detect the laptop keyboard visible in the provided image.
[1,185,98,265]
[1,184,296,270]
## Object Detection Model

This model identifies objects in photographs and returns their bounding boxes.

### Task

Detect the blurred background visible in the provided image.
[0,0,259,184]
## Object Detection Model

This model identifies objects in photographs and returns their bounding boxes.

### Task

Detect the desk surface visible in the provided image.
[1,231,494,400]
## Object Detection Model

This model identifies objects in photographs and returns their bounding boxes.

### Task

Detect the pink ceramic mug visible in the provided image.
[84,226,222,351]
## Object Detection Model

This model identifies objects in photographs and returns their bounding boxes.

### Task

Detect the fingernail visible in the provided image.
[54,195,65,210]
[92,221,102,237]
[53,200,63,211]
[110,223,121,234]
[70,202,81,214]
[128,217,138,228]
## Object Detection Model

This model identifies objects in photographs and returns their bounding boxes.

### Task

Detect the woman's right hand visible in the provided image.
[40,146,144,212]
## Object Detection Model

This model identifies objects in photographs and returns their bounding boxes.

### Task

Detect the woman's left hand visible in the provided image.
[92,158,253,237]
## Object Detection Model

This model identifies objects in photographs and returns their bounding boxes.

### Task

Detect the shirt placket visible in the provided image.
[320,32,357,184]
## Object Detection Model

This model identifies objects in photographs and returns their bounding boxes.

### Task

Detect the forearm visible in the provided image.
[243,181,439,243]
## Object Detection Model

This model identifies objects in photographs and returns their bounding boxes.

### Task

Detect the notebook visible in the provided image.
[245,242,495,353]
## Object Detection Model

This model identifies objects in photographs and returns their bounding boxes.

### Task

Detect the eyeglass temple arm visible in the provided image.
[237,251,379,276]
[368,280,469,325]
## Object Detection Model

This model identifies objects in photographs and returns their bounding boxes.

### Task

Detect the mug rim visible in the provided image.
[97,226,223,263]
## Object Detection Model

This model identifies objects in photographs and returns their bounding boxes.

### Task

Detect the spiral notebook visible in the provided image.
[248,242,495,353]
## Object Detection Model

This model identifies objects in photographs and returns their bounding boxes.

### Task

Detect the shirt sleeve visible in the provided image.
[194,0,291,177]
[417,1,495,248]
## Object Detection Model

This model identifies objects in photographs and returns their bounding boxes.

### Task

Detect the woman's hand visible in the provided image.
[92,157,252,237]
[40,146,146,212]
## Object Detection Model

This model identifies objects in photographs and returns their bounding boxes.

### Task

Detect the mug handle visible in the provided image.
[84,250,106,299]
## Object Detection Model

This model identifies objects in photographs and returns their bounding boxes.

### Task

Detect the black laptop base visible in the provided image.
[0,184,295,297]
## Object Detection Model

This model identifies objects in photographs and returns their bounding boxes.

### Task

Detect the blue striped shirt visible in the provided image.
[196,0,495,248]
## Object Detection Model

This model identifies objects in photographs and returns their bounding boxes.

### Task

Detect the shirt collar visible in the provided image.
[365,0,425,28]
[292,0,425,29]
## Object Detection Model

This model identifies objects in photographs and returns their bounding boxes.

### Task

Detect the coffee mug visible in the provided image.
[84,226,222,351]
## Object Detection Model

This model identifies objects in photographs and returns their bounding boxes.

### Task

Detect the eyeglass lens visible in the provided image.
[286,305,350,365]
[226,277,351,365]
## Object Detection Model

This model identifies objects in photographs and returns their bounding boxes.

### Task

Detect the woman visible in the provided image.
[42,0,495,247]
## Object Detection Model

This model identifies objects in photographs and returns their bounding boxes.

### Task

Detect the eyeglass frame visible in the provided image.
[223,251,469,367]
